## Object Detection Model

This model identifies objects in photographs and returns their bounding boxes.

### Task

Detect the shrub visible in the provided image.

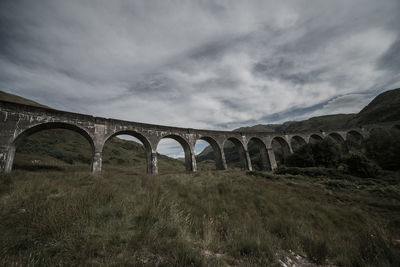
[286,144,315,167]
[286,137,342,168]
[312,137,341,167]
[365,128,400,170]
[343,152,380,178]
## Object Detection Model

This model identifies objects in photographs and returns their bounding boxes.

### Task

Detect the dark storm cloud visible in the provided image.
[0,0,399,156]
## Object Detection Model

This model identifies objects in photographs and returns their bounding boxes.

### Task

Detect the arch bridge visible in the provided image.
[0,100,398,174]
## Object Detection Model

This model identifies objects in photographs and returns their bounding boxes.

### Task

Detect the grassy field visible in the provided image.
[1,165,399,266]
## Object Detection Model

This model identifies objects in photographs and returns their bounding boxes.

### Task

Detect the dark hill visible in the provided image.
[352,88,400,124]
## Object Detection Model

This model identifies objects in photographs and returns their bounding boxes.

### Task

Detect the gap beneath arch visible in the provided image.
[156,137,186,174]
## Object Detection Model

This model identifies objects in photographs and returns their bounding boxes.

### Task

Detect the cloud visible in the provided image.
[0,0,399,156]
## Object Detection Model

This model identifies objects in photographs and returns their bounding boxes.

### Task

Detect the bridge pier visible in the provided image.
[184,144,197,172]
[266,147,278,170]
[189,144,197,172]
[147,151,158,175]
[243,149,253,171]
[91,151,102,174]
[0,146,15,173]
[219,149,228,170]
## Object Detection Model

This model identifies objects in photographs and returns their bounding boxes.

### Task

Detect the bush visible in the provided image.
[286,144,315,167]
[365,128,400,170]
[343,152,380,178]
[312,137,341,167]
[286,137,342,168]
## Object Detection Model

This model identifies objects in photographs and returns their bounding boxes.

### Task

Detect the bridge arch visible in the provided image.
[308,133,323,143]
[327,132,347,152]
[248,137,271,170]
[103,130,153,174]
[6,122,95,172]
[290,135,307,151]
[195,136,225,170]
[271,136,291,167]
[346,130,364,151]
[223,137,251,170]
[156,134,195,172]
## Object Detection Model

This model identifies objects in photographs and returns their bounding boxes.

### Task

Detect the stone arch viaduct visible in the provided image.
[0,100,399,174]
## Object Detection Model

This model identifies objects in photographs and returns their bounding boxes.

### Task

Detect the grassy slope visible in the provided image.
[1,169,399,266]
[352,88,400,124]
[0,91,49,108]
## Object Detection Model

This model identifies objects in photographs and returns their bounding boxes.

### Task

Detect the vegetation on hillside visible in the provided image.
[0,91,49,108]
[353,88,400,124]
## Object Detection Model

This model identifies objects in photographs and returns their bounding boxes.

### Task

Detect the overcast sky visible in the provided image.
[1,0,399,157]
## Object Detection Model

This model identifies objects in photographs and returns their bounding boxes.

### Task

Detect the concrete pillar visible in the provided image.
[185,144,197,172]
[288,144,294,154]
[91,151,102,174]
[216,144,227,170]
[285,135,294,154]
[243,149,253,171]
[0,145,15,173]
[219,149,228,170]
[91,133,104,174]
[267,148,278,170]
[147,151,158,175]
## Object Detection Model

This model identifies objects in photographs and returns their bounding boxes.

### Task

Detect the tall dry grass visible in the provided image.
[0,168,399,266]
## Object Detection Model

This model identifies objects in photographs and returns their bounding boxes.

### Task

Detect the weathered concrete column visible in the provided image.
[288,144,294,154]
[185,144,197,172]
[91,129,105,174]
[147,151,158,175]
[220,149,228,170]
[91,151,102,174]
[284,135,294,154]
[216,143,227,170]
[267,147,278,170]
[243,149,253,171]
[0,145,15,173]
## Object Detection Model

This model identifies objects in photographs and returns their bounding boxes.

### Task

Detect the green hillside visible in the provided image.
[352,88,400,124]
[0,91,186,173]
[0,91,49,108]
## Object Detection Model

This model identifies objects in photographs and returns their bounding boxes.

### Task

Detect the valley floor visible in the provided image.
[1,166,399,266]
